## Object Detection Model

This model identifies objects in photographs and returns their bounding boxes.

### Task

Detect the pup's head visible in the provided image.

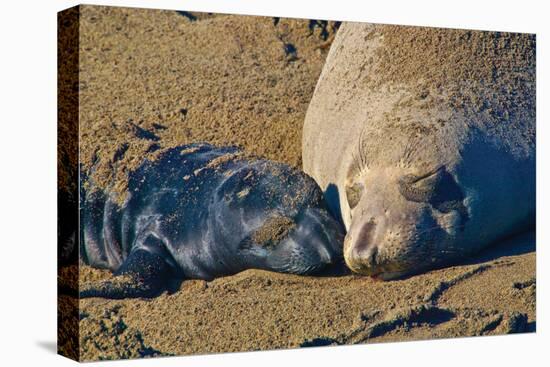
[213,160,344,275]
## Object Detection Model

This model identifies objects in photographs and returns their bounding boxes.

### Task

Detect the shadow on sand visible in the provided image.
[460,231,535,266]
[35,340,57,354]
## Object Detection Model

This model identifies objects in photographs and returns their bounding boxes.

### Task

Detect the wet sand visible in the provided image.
[59,5,535,361]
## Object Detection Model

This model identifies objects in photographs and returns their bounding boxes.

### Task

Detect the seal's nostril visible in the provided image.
[351,242,378,266]
[354,219,377,253]
[365,246,378,266]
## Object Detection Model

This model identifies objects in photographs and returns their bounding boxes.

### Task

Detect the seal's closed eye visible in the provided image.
[346,182,365,209]
[399,167,464,204]
[399,166,468,223]
[398,167,446,203]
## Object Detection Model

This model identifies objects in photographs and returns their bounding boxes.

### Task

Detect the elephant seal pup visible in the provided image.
[303,23,535,279]
[80,143,344,298]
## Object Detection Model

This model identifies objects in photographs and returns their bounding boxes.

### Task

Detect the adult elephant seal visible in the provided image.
[303,23,535,279]
[80,143,344,298]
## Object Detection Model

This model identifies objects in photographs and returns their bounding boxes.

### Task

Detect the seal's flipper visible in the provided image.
[79,249,174,299]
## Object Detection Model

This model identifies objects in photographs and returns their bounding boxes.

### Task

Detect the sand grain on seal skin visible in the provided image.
[60,6,536,360]
[252,216,297,248]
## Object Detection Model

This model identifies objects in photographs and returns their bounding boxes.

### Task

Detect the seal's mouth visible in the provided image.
[343,232,411,280]
[344,254,408,280]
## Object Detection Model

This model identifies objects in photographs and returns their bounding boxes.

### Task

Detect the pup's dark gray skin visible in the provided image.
[79,143,344,299]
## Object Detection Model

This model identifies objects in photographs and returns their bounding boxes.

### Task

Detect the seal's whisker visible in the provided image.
[358,128,369,170]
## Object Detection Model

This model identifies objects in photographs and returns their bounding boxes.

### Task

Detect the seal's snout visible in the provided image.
[344,224,380,276]
[348,242,378,268]
[343,202,389,276]
[348,218,378,261]
[267,207,344,274]
[298,207,345,264]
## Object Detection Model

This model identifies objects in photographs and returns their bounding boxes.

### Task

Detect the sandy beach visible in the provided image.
[58,6,535,360]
